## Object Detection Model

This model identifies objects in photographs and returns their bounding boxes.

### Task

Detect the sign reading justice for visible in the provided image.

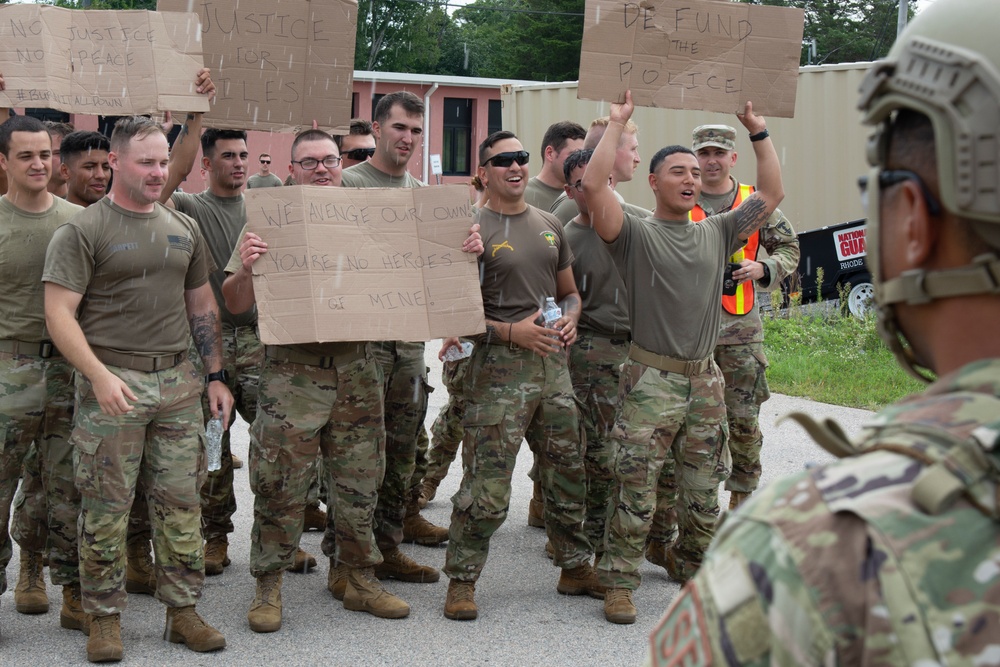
[245,185,486,344]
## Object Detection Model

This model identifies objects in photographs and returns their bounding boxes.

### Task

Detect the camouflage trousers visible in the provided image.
[443,343,589,582]
[74,359,207,615]
[370,341,429,551]
[198,325,262,542]
[598,358,731,590]
[568,332,629,560]
[253,349,384,576]
[715,342,770,493]
[0,353,76,593]
[424,353,471,486]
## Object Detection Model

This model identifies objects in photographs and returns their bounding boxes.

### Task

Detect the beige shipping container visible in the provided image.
[501,62,873,233]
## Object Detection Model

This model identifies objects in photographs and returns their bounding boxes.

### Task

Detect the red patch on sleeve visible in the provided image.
[648,582,712,667]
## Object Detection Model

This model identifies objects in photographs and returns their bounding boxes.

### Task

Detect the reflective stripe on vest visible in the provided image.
[690,183,759,315]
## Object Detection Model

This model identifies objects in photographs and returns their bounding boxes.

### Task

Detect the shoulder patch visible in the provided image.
[648,582,713,667]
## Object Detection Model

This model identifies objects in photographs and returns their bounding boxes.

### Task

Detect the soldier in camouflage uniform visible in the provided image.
[648,1,1000,662]
[645,127,800,563]
[439,131,601,621]
[419,351,472,505]
[581,92,784,625]
[0,115,82,632]
[44,115,231,662]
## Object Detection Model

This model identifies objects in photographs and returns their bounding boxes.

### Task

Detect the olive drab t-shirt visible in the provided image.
[524,177,564,213]
[0,196,82,342]
[341,160,424,189]
[563,218,630,337]
[42,197,214,356]
[608,210,741,360]
[172,190,256,329]
[477,206,574,324]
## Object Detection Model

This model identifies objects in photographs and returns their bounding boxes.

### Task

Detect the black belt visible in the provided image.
[577,329,631,345]
[0,339,60,359]
[264,344,365,369]
[92,347,185,372]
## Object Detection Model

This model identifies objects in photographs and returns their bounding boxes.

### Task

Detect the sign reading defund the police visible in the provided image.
[578,0,804,117]
[157,0,356,134]
[244,185,486,344]
[0,5,209,115]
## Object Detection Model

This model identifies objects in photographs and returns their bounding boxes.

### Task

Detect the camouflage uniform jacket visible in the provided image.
[697,179,800,345]
[647,358,1000,666]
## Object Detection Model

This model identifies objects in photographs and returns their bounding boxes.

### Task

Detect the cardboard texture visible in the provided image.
[0,6,208,115]
[245,184,486,344]
[578,0,804,118]
[157,0,356,134]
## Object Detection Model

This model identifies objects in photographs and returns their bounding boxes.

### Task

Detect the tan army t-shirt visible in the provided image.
[43,198,213,356]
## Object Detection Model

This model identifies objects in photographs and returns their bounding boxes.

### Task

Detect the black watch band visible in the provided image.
[749,129,769,142]
[760,263,771,283]
[206,370,229,384]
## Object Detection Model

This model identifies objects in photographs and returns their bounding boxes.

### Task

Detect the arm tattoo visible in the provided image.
[734,197,770,238]
[189,311,222,367]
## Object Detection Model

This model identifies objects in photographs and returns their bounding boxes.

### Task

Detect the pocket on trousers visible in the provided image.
[72,429,105,505]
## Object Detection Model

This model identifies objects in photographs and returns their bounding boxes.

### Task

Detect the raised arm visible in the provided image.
[160,68,216,206]
[0,72,8,196]
[733,101,784,241]
[581,91,632,243]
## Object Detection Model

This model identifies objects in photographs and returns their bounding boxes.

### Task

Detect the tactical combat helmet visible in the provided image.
[857,0,1000,381]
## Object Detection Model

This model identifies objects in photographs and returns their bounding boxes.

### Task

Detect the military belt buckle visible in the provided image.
[38,341,55,359]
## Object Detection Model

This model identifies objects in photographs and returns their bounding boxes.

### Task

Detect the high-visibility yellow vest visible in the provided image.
[689,183,758,315]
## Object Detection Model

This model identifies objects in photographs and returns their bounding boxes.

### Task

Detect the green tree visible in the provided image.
[741,0,915,65]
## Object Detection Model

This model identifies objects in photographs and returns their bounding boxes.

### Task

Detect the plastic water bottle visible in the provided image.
[442,340,474,362]
[542,297,562,341]
[205,416,224,472]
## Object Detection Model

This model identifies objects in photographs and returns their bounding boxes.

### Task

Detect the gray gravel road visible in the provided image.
[2,342,877,666]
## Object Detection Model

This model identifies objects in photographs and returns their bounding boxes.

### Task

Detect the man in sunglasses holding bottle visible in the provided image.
[246,153,283,189]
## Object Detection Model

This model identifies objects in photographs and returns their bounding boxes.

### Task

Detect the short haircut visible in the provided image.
[0,115,49,155]
[478,130,518,166]
[109,116,165,154]
[563,148,594,184]
[374,91,424,125]
[649,145,695,174]
[59,131,111,162]
[585,117,639,150]
[200,129,247,156]
[334,118,374,149]
[259,152,270,160]
[541,121,586,156]
[291,129,336,161]
[44,120,75,139]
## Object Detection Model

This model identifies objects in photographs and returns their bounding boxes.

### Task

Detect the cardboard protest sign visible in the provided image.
[578,0,804,117]
[157,0,356,134]
[0,5,208,115]
[245,184,486,344]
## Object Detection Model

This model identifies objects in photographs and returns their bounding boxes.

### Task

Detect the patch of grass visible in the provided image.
[762,297,924,411]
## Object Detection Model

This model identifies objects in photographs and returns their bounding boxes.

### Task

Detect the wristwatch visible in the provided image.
[206,369,230,384]
[759,263,771,284]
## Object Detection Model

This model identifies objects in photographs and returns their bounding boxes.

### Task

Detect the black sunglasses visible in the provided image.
[481,150,529,168]
[260,159,270,164]
[857,169,942,216]
[344,147,376,161]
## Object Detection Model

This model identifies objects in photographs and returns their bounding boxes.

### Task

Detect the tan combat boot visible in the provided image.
[728,491,750,510]
[645,540,669,568]
[327,560,349,601]
[401,512,449,546]
[164,605,226,652]
[604,588,636,624]
[124,541,156,596]
[247,571,283,633]
[664,547,696,585]
[204,538,231,576]
[61,583,90,634]
[14,550,48,614]
[87,613,123,663]
[290,547,318,573]
[374,547,440,583]
[443,579,477,621]
[417,479,439,508]
[527,479,545,528]
[557,562,607,599]
[303,503,327,532]
[231,453,244,469]
[342,566,410,619]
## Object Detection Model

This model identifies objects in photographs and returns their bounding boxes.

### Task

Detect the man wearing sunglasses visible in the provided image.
[336,119,376,169]
[247,153,283,189]
[648,0,1000,662]
[338,92,451,588]
[438,130,600,621]
[582,91,784,625]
